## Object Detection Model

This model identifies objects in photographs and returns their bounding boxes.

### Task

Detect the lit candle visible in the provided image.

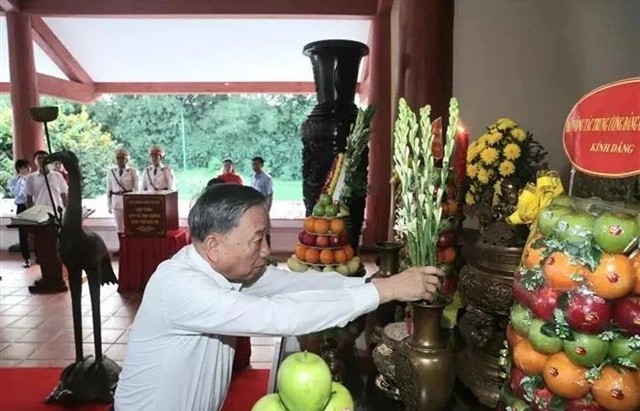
[454,123,469,191]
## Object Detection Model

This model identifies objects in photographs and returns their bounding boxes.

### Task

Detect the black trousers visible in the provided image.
[16,203,30,260]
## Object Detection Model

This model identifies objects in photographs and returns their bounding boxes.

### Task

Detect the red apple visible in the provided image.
[513,277,535,308]
[301,233,317,247]
[565,292,611,333]
[339,232,349,246]
[329,236,341,247]
[567,396,606,411]
[533,387,554,411]
[531,286,561,322]
[441,277,457,295]
[509,367,527,399]
[298,231,306,243]
[612,295,640,335]
[437,231,455,249]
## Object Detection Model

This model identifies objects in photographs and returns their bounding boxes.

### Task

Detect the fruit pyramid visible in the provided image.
[287,193,361,275]
[500,196,640,411]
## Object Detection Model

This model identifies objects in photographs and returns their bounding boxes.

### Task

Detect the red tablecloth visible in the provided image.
[117,229,190,293]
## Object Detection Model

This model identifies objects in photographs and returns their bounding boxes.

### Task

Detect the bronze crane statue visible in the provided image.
[44,149,120,406]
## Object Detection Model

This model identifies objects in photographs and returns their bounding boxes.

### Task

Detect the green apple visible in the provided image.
[277,351,333,411]
[324,204,338,217]
[593,212,639,253]
[251,394,287,411]
[312,204,326,217]
[346,256,361,274]
[556,211,595,244]
[536,205,572,236]
[550,196,575,208]
[509,399,531,411]
[609,336,640,367]
[322,382,354,411]
[509,304,533,337]
[287,257,309,273]
[335,264,350,276]
[528,319,563,354]
[563,331,609,367]
[319,194,333,207]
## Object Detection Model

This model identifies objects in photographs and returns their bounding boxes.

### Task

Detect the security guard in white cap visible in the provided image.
[107,148,139,233]
[141,145,175,192]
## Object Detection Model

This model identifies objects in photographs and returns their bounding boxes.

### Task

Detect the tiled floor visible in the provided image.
[0,250,278,369]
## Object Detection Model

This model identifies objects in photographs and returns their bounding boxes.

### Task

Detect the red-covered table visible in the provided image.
[117,228,190,293]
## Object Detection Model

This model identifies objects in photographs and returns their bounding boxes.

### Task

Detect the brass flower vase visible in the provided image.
[394,301,456,411]
[373,241,403,278]
[457,223,525,407]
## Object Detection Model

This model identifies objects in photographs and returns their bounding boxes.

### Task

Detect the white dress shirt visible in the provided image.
[114,245,379,411]
[24,170,68,212]
[141,165,175,192]
[107,167,139,211]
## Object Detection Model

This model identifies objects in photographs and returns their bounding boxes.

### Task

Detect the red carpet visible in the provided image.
[0,367,269,411]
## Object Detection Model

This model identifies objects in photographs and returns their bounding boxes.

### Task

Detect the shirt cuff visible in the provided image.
[342,276,367,288]
[346,284,380,315]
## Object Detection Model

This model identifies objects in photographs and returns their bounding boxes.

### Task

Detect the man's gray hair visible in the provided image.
[188,184,266,242]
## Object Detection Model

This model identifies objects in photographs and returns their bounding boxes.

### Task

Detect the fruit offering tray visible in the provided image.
[501,196,640,411]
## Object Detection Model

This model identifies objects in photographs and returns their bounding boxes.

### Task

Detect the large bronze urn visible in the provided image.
[457,223,525,407]
[301,39,369,252]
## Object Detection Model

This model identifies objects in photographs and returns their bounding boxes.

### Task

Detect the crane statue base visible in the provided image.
[45,355,121,407]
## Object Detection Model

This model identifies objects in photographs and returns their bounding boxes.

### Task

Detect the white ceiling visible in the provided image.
[0,16,371,83]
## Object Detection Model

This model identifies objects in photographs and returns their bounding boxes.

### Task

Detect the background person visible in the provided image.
[141,145,175,192]
[250,156,273,212]
[25,150,68,212]
[114,184,442,411]
[8,159,32,267]
[216,158,242,185]
[107,148,139,236]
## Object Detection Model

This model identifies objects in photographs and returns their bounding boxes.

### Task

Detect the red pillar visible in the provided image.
[398,0,454,121]
[7,11,43,161]
[362,6,392,246]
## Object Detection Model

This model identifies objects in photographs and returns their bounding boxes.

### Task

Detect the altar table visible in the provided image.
[117,228,190,293]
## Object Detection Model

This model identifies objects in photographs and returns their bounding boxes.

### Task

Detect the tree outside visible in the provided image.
[0,94,315,206]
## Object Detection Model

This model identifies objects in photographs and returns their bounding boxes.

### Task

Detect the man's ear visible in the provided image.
[203,233,222,261]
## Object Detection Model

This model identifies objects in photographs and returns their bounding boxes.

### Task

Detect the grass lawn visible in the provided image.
[173,167,302,201]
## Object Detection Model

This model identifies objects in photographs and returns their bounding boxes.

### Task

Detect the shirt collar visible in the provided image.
[185,244,243,291]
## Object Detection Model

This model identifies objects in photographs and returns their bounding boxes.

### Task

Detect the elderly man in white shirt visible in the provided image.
[114,184,442,411]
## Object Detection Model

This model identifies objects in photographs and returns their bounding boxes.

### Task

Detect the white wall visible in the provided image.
[453,0,639,182]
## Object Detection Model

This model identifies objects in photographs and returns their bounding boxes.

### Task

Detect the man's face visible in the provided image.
[150,153,162,167]
[222,161,233,174]
[251,160,262,173]
[206,205,270,283]
[35,154,47,171]
[116,155,127,168]
[18,165,31,175]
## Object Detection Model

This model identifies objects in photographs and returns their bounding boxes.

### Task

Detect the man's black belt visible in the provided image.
[110,190,133,196]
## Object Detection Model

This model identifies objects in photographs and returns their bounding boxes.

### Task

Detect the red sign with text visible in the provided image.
[563,78,640,177]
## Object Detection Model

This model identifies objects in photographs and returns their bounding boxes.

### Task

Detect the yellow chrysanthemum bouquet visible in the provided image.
[465,118,547,225]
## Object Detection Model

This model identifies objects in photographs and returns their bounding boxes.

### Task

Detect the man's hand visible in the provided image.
[372,266,443,304]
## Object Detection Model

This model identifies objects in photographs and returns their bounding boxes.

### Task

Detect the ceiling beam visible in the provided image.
[0,0,20,12]
[19,0,377,17]
[31,17,93,84]
[37,73,98,103]
[93,81,325,94]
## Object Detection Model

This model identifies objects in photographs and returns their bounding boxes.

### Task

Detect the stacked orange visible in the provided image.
[501,196,640,411]
[289,214,360,275]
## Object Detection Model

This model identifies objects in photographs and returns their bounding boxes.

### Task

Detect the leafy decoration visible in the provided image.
[553,309,574,340]
[521,375,543,403]
[522,266,544,291]
[599,330,619,342]
[586,365,603,384]
[615,356,638,369]
[538,235,603,271]
[628,335,640,350]
[541,323,557,338]
[548,396,568,411]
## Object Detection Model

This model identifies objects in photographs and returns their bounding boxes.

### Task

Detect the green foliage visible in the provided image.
[88,94,315,179]
[0,93,315,198]
[0,108,13,195]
